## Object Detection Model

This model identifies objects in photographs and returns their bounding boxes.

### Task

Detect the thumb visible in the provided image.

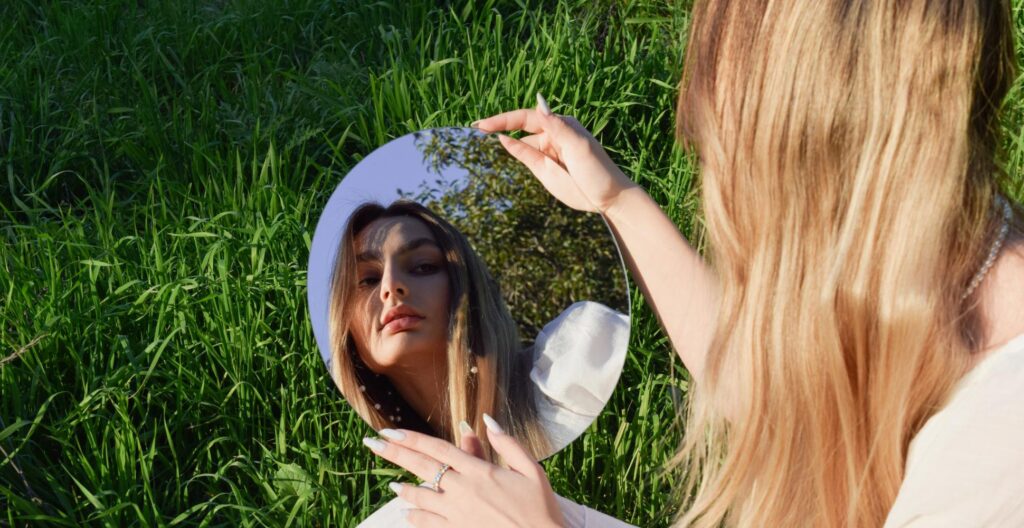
[482,413,545,479]
[498,133,594,212]
[496,133,562,178]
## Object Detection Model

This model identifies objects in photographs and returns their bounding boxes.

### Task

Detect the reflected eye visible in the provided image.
[358,275,380,288]
[412,263,440,274]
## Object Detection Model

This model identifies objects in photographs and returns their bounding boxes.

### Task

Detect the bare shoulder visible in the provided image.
[975,240,1024,360]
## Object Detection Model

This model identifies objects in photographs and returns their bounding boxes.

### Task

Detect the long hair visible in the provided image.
[672,0,1023,525]
[328,200,550,462]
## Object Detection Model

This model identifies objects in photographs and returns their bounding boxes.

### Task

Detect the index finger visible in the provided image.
[381,428,487,474]
[472,109,546,134]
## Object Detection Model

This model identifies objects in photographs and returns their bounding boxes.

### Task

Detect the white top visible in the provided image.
[555,495,637,527]
[357,301,630,528]
[532,301,631,457]
[883,331,1024,527]
[358,492,636,528]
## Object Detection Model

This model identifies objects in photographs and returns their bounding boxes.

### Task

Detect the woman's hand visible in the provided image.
[362,414,565,528]
[472,93,638,214]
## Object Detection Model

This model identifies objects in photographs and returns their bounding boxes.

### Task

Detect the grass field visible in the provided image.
[1,0,1023,526]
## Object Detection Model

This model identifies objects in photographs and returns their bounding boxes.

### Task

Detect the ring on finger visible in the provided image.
[431,463,451,492]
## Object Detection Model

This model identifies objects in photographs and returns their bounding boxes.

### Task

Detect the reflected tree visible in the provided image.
[400,129,627,343]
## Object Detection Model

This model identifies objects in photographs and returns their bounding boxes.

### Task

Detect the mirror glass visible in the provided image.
[307,127,630,461]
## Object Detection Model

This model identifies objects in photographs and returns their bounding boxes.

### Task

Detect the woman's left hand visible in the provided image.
[362,414,565,527]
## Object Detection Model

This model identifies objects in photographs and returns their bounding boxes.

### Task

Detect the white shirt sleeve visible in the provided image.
[883,333,1024,528]
[530,301,630,457]
[556,494,638,527]
[357,496,411,527]
[358,494,636,528]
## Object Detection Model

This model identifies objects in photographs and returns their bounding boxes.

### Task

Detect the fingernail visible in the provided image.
[482,413,504,434]
[459,420,473,437]
[363,437,387,452]
[469,120,482,128]
[536,92,552,116]
[388,482,404,494]
[379,428,406,441]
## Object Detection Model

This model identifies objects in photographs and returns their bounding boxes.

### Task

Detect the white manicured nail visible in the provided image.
[363,437,387,452]
[389,482,404,494]
[536,92,552,116]
[379,428,406,441]
[459,420,474,437]
[482,413,504,434]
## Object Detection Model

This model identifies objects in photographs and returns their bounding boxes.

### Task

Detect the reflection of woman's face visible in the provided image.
[349,216,451,374]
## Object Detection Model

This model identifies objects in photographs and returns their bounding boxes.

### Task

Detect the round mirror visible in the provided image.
[307,128,630,464]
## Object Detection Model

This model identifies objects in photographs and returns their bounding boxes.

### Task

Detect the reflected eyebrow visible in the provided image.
[356,237,441,263]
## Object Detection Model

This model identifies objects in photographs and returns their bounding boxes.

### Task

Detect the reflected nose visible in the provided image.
[379,265,407,302]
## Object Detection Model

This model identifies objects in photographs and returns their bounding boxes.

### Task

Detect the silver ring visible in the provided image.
[431,463,451,492]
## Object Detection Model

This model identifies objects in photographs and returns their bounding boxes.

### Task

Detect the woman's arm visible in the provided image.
[603,185,719,383]
[475,99,719,383]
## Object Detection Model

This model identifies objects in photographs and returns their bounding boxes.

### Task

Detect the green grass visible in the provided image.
[1,0,1022,526]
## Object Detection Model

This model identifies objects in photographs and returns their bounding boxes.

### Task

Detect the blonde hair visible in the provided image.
[328,200,550,462]
[673,0,1022,526]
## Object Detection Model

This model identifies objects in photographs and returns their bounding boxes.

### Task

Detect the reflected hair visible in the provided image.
[328,200,550,461]
[673,0,1022,526]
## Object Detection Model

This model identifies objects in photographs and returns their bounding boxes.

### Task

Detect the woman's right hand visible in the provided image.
[471,94,638,214]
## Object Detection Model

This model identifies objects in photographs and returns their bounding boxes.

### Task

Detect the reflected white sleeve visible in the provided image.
[530,301,630,454]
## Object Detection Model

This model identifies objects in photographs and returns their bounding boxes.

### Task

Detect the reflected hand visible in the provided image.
[471,94,638,214]
[363,415,565,528]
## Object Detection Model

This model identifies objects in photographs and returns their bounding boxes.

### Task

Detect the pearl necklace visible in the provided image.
[961,194,1013,301]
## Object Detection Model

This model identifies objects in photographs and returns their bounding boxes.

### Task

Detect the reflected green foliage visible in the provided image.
[403,129,628,342]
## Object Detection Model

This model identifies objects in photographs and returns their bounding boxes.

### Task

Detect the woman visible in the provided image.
[363,0,1024,526]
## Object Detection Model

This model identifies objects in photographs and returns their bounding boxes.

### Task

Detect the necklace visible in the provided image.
[961,194,1013,301]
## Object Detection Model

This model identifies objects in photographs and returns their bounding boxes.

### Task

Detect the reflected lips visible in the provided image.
[383,315,423,334]
[381,305,424,334]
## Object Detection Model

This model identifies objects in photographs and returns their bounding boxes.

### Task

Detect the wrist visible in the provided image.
[601,182,645,220]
